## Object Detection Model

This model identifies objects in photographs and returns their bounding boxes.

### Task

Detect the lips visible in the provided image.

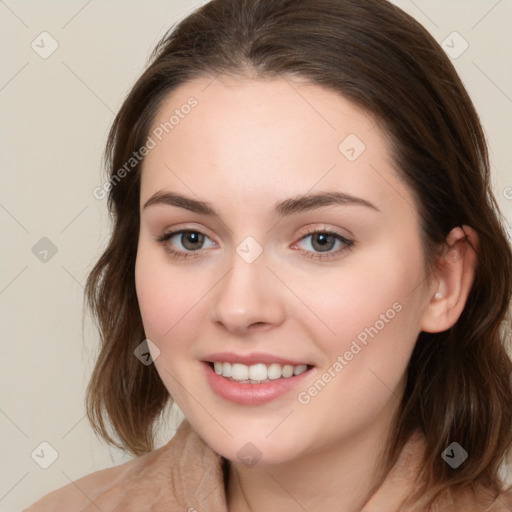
[201,352,316,405]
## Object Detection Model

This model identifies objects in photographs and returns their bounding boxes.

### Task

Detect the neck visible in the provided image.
[226,414,396,512]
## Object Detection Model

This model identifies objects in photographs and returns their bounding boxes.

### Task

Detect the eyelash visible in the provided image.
[156,228,354,261]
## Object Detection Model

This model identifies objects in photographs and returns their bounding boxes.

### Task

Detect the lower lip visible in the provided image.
[202,362,315,405]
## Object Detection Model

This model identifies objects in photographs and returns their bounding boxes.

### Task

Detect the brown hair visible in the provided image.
[84,0,512,507]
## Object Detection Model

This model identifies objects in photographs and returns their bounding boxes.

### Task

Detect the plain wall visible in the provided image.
[0,1,511,510]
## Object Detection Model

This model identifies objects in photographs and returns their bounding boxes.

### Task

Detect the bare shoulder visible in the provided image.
[23,453,147,512]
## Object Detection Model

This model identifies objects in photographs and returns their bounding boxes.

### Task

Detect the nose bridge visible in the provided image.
[210,240,284,332]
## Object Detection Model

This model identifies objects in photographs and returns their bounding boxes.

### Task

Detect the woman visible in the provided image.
[26,0,512,510]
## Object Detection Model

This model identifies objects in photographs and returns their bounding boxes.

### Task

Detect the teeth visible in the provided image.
[282,364,294,378]
[293,365,308,375]
[223,362,232,377]
[211,361,309,382]
[231,363,249,381]
[248,363,267,381]
[267,363,282,380]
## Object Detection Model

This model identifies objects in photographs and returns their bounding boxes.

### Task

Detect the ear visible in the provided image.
[420,225,479,333]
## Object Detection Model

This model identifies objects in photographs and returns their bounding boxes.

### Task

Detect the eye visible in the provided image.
[156,227,354,261]
[292,229,354,260]
[156,229,216,259]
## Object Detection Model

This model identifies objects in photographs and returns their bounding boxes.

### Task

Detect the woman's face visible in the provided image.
[135,75,434,465]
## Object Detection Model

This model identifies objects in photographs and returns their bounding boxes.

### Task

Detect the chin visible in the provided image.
[194,421,308,466]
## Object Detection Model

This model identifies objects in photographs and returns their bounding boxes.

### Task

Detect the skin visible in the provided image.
[134,74,477,512]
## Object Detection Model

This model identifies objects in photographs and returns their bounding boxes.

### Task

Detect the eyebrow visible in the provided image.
[142,190,380,217]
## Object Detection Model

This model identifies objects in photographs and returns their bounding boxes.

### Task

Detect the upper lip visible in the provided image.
[202,351,312,366]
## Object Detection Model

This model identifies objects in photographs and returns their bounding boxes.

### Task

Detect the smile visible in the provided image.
[203,360,315,405]
[211,361,309,383]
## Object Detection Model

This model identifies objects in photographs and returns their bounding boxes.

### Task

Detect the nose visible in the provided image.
[209,249,285,335]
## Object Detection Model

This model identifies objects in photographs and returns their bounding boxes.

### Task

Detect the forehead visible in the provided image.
[146,74,380,168]
[140,75,414,218]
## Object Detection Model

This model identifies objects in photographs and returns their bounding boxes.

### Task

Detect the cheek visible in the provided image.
[135,243,204,340]
[293,244,425,418]
[292,242,425,352]
[134,246,206,401]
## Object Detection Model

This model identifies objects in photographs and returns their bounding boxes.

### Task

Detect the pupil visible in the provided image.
[313,233,335,252]
[183,231,203,250]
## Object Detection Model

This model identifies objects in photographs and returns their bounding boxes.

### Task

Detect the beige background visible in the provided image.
[0,1,511,510]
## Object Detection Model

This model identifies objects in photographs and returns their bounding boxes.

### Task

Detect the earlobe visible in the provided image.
[420,225,479,333]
